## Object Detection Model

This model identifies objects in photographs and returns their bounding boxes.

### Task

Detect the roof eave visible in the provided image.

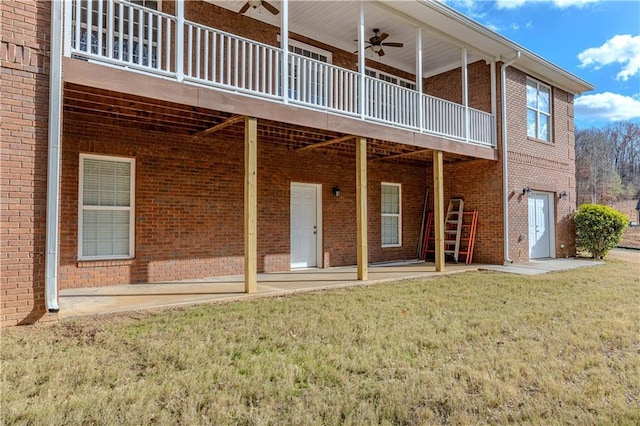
[409,0,594,94]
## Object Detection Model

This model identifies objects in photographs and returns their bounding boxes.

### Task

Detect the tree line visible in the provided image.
[575,121,640,205]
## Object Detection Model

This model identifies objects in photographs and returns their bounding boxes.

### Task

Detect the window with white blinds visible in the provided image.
[381,183,402,247]
[79,154,135,260]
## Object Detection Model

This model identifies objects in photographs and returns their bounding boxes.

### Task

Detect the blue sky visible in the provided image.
[443,0,640,129]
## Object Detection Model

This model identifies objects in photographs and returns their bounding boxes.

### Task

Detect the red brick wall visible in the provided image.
[0,0,51,325]
[1,0,581,325]
[59,118,428,288]
[0,0,53,326]
[421,64,577,264]
[420,159,504,265]
[425,61,492,112]
[503,67,577,261]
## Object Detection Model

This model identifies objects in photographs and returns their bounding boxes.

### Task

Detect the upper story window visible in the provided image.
[82,0,160,22]
[381,183,402,247]
[526,78,552,142]
[125,0,161,11]
[289,41,332,63]
[366,68,416,90]
[79,154,135,260]
[280,38,332,105]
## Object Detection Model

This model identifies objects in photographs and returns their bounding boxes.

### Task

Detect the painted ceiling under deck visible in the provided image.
[205,0,592,94]
[206,0,484,77]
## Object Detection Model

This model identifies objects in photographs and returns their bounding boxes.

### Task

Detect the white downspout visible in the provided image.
[501,51,520,264]
[45,0,64,312]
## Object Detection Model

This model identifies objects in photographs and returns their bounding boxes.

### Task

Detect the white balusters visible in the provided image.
[68,1,495,147]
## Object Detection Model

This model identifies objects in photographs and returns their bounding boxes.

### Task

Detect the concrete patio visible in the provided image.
[57,257,606,320]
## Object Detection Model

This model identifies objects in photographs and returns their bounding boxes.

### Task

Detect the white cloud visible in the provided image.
[578,35,640,81]
[495,0,527,9]
[495,0,599,9]
[574,92,640,122]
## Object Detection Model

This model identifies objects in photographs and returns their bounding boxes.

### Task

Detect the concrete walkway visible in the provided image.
[479,258,603,275]
[58,258,604,320]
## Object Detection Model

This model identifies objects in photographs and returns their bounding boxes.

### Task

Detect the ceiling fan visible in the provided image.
[360,29,404,57]
[239,0,280,15]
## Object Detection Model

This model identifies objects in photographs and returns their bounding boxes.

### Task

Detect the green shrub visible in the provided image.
[575,204,628,259]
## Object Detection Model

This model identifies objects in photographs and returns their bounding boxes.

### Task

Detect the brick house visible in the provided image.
[0,0,593,326]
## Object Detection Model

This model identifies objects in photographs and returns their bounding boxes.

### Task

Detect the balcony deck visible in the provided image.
[65,0,496,150]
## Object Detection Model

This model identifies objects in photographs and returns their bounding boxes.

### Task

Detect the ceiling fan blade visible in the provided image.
[353,46,372,54]
[239,2,251,14]
[382,42,403,48]
[262,1,280,15]
[378,49,385,57]
[377,32,389,43]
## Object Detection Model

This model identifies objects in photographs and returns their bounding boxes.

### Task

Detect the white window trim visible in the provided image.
[277,35,333,63]
[381,182,402,248]
[78,153,135,261]
[366,67,416,90]
[526,77,553,142]
[124,0,162,12]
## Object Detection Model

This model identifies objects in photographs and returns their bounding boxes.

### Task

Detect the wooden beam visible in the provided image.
[193,115,244,138]
[371,148,431,162]
[244,116,258,293]
[356,136,368,281]
[296,134,355,151]
[433,150,445,272]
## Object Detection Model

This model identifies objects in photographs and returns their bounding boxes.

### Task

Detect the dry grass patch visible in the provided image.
[620,226,640,249]
[2,251,639,425]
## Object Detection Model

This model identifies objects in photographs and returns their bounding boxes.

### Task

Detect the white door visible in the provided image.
[291,184,320,268]
[528,191,553,259]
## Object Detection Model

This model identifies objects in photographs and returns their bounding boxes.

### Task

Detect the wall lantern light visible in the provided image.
[332,186,341,197]
[522,187,531,195]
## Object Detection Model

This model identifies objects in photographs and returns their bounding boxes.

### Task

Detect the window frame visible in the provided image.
[365,68,416,90]
[381,182,402,248]
[78,153,136,261]
[277,37,332,105]
[124,0,161,11]
[526,77,553,142]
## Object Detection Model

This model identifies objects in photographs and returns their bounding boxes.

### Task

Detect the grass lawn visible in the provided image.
[2,251,639,425]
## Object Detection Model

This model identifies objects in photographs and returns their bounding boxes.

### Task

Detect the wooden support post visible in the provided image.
[433,150,445,272]
[244,116,258,293]
[356,136,368,280]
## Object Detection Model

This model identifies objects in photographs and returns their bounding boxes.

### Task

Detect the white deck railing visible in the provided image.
[184,22,281,98]
[288,53,360,116]
[68,0,495,147]
[70,0,176,74]
[365,76,419,129]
